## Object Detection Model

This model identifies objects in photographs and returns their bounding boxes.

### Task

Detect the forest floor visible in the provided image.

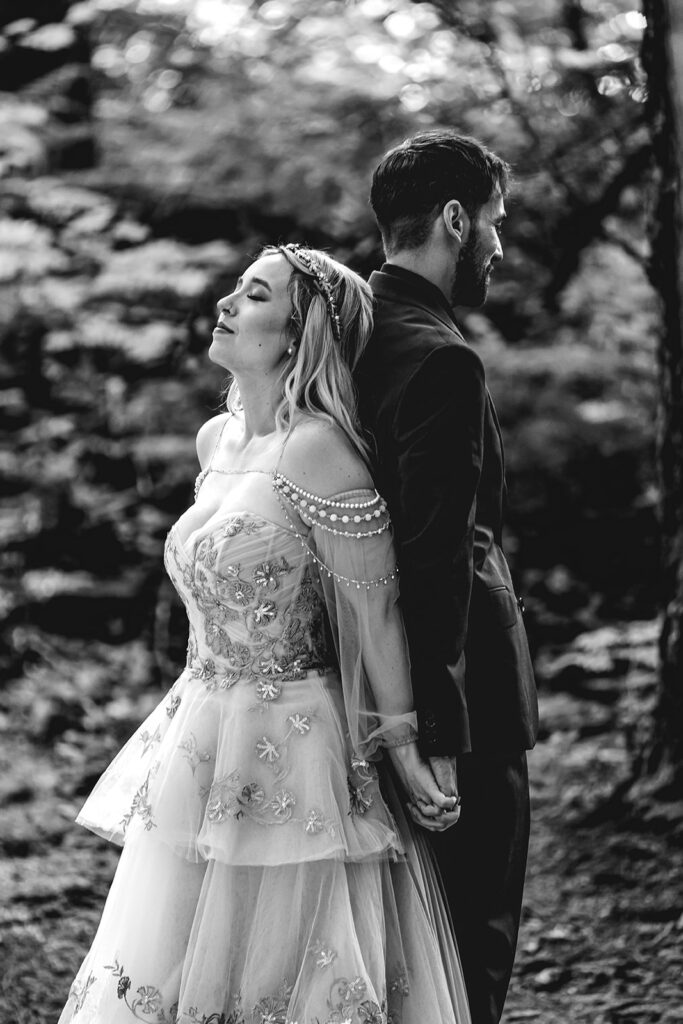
[1,635,682,1024]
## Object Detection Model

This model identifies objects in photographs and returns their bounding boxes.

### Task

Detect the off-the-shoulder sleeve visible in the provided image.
[274,472,418,760]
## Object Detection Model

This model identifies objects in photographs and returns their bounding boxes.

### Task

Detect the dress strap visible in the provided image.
[194,413,232,500]
[273,423,296,479]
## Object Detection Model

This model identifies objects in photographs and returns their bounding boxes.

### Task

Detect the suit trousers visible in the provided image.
[429,751,530,1024]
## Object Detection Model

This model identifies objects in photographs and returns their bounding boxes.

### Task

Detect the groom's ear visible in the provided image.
[442,200,469,244]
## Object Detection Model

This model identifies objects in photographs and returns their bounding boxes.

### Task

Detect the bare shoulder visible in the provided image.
[279,417,373,497]
[196,411,231,469]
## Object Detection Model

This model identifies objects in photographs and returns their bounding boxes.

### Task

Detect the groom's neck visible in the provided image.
[384,248,453,305]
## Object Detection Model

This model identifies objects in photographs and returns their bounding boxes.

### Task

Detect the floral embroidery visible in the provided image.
[166,694,181,718]
[292,566,324,614]
[311,940,337,969]
[203,770,337,832]
[340,980,367,1002]
[322,977,385,1024]
[205,770,256,822]
[193,660,241,692]
[253,600,277,625]
[347,782,373,815]
[253,558,291,590]
[389,970,409,997]
[138,987,163,1014]
[178,733,213,774]
[206,799,227,823]
[347,757,377,816]
[223,515,261,538]
[259,653,285,676]
[69,970,96,1013]
[191,657,216,682]
[222,575,254,606]
[121,774,156,833]
[204,771,304,826]
[205,622,233,658]
[105,961,177,1022]
[304,809,325,834]
[357,1001,385,1024]
[240,782,266,808]
[256,680,282,702]
[271,789,296,816]
[256,737,280,763]
[252,709,316,781]
[140,726,162,756]
[196,536,219,572]
[185,627,198,665]
[165,525,333,712]
[252,980,292,1024]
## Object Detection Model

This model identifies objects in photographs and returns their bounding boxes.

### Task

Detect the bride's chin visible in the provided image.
[208,342,232,371]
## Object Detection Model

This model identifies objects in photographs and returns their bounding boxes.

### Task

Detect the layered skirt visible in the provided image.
[59,667,471,1024]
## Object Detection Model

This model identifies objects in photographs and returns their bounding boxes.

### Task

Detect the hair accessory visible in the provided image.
[281,244,342,343]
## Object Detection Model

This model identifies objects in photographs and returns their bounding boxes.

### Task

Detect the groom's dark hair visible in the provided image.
[370,130,510,254]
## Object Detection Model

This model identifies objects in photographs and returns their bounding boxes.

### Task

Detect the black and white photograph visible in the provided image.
[1,1,682,1022]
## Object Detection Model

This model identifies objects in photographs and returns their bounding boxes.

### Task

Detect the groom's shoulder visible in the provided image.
[369,273,468,353]
[369,294,481,373]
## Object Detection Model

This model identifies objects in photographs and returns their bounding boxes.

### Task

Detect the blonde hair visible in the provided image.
[224,245,373,461]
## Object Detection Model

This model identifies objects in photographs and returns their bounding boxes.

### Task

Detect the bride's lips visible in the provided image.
[213,323,234,334]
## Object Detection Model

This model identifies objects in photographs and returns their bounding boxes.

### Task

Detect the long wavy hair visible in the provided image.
[224,245,373,461]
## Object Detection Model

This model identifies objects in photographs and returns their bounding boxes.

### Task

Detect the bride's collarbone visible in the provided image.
[186,475,287,538]
[199,469,274,506]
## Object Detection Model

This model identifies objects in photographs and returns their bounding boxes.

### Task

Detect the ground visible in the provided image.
[1,648,682,1024]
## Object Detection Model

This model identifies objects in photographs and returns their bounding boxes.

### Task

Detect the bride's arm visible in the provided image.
[276,420,460,828]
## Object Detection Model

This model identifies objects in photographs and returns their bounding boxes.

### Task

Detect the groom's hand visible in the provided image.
[428,755,459,799]
[387,744,459,832]
[412,755,460,831]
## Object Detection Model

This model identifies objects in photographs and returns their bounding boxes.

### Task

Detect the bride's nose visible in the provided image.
[217,296,236,316]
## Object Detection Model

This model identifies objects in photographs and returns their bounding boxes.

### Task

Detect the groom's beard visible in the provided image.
[450,227,492,308]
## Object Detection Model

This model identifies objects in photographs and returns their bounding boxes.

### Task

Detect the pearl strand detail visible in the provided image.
[273,486,399,590]
[274,472,381,510]
[273,473,389,536]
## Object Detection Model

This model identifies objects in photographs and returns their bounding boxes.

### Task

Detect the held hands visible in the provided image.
[386,745,461,832]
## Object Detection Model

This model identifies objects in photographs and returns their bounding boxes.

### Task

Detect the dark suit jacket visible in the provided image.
[355,264,538,756]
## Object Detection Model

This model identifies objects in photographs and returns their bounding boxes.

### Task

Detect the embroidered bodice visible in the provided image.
[162,453,418,759]
[165,510,334,708]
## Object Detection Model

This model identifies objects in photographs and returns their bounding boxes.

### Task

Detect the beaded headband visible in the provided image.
[280,243,342,343]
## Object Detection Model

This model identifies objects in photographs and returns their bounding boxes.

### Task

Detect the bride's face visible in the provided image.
[210,254,294,375]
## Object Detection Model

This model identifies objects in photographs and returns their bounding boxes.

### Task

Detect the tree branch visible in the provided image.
[544,142,652,303]
[599,226,649,268]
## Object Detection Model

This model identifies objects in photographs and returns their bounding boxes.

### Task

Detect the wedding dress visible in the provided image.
[58,439,471,1024]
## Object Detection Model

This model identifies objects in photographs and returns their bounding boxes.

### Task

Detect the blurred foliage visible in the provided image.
[0,0,661,687]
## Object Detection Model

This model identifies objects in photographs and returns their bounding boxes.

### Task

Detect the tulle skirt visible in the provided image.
[59,666,471,1024]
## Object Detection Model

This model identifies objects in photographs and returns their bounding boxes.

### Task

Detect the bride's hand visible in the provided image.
[386,743,461,832]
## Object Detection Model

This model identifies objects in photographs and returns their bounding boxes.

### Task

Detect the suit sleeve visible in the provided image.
[394,344,486,756]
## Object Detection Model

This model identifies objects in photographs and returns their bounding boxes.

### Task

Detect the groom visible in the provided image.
[355,131,539,1024]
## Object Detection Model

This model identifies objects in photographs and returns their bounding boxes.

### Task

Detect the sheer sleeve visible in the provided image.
[274,472,418,761]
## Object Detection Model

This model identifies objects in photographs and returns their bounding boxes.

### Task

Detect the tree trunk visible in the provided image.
[640,0,683,791]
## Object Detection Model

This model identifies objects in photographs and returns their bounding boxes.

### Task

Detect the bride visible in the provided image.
[59,244,470,1024]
